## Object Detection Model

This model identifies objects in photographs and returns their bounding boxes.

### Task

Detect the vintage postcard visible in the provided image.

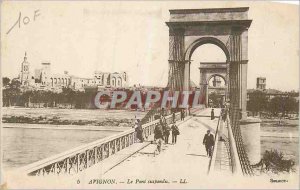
[0,1,299,189]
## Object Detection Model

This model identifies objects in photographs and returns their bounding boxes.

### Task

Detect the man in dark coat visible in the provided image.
[171,123,179,144]
[160,115,167,141]
[211,109,215,120]
[203,130,214,157]
[154,123,164,140]
[172,112,176,123]
[222,108,227,122]
[164,124,171,144]
[135,120,144,143]
[181,109,185,121]
[154,123,164,153]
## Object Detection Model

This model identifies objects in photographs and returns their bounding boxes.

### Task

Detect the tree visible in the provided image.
[247,90,268,115]
[208,92,222,108]
[267,96,298,117]
[21,90,34,106]
[61,87,76,108]
[268,96,283,117]
[253,149,295,173]
[2,77,10,87]
[285,97,297,114]
[10,79,21,89]
[2,79,21,106]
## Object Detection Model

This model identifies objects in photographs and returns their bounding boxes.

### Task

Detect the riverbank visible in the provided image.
[2,107,146,127]
[1,123,128,132]
[260,118,298,137]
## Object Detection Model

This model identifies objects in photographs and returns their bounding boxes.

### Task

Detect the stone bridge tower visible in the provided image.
[166,7,251,119]
[166,8,261,170]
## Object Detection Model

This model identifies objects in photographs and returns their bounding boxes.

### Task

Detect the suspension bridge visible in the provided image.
[5,7,269,189]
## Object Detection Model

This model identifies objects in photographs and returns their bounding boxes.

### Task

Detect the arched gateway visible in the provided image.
[199,62,227,107]
[166,8,261,175]
[166,7,252,120]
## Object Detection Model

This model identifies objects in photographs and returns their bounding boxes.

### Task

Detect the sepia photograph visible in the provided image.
[0,0,299,189]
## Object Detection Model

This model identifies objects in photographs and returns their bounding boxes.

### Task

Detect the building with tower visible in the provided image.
[17,52,128,92]
[247,77,298,103]
[256,77,266,90]
[19,52,35,86]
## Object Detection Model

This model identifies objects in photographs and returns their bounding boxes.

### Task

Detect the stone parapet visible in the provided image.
[169,7,249,22]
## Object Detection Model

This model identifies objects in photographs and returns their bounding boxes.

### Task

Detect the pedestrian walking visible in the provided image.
[171,122,179,144]
[154,123,164,153]
[160,115,166,140]
[203,130,214,157]
[181,109,185,121]
[180,110,183,121]
[211,109,215,120]
[164,124,171,144]
[222,108,227,122]
[172,111,176,123]
[135,119,144,143]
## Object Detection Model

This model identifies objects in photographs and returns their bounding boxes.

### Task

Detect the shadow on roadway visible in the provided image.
[186,153,207,157]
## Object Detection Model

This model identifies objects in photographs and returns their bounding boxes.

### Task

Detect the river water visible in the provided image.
[2,107,298,170]
[261,126,299,164]
[2,127,120,170]
[3,125,298,170]
[2,107,146,170]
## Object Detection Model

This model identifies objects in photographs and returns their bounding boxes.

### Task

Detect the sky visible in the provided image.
[1,1,299,91]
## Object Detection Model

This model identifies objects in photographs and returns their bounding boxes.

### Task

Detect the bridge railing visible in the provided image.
[226,112,243,175]
[208,109,243,175]
[189,105,205,115]
[19,110,181,177]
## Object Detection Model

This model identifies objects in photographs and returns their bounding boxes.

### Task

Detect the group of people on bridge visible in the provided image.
[133,110,182,152]
[153,112,181,153]
[133,107,229,158]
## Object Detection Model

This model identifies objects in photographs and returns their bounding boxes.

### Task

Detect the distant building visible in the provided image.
[93,71,128,88]
[247,77,298,102]
[247,88,288,101]
[19,52,35,86]
[256,77,266,90]
[18,52,128,92]
[34,62,71,89]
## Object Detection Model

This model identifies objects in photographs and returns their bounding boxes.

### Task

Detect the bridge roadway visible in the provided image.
[71,108,234,188]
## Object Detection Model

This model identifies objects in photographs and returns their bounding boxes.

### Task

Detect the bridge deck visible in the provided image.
[214,140,232,173]
[213,119,232,173]
[87,108,231,186]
